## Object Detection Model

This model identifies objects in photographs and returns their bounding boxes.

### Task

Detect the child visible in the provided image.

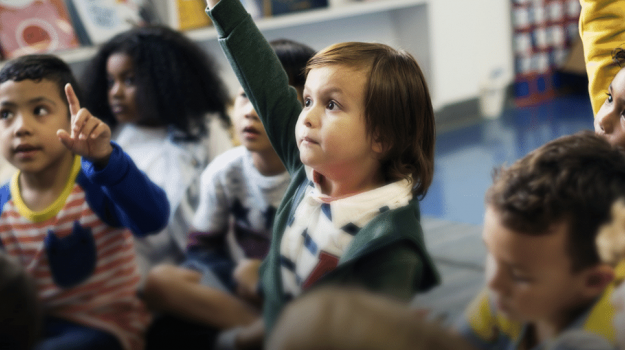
[204,0,440,345]
[457,132,624,349]
[0,253,41,350]
[580,0,625,147]
[79,25,232,282]
[142,38,315,333]
[596,199,625,349]
[0,54,169,350]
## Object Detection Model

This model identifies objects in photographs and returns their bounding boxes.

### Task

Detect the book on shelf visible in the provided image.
[270,0,328,16]
[0,0,80,59]
[66,0,145,45]
[149,0,212,31]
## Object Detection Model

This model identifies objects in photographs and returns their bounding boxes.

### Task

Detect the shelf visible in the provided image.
[187,0,427,41]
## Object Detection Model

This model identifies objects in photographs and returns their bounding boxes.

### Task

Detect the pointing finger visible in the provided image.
[65,83,80,118]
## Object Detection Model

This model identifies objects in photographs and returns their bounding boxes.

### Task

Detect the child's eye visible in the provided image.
[304,98,312,108]
[0,110,12,120]
[124,76,135,86]
[326,101,338,110]
[606,92,613,104]
[511,273,532,283]
[240,91,248,99]
[106,77,114,89]
[33,106,50,116]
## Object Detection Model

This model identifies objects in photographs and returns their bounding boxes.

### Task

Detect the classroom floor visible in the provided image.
[414,92,594,323]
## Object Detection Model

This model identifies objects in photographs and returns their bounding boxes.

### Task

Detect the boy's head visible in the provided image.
[483,132,625,326]
[299,42,434,197]
[595,47,625,148]
[0,55,76,174]
[233,39,315,155]
[0,54,80,107]
[0,253,41,350]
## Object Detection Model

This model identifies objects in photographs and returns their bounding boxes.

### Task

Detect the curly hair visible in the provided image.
[486,131,625,272]
[0,54,81,115]
[306,42,435,198]
[80,25,229,141]
[613,47,625,68]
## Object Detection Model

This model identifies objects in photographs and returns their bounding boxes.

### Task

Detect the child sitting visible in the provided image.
[204,0,440,346]
[580,0,625,146]
[0,54,169,350]
[143,39,315,332]
[79,25,232,283]
[457,132,624,349]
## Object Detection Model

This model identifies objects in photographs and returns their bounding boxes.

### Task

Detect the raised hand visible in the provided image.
[57,84,113,168]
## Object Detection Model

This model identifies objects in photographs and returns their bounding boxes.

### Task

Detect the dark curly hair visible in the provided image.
[0,54,81,117]
[80,25,229,141]
[613,47,625,67]
[486,131,625,272]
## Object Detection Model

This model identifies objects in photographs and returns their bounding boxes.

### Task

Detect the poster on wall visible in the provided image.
[0,0,80,59]
[67,0,144,45]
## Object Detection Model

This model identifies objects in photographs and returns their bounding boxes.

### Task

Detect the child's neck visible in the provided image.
[251,149,285,176]
[528,303,592,348]
[19,152,75,212]
[313,166,385,198]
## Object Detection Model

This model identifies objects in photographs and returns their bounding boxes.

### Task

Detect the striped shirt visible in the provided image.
[0,155,160,350]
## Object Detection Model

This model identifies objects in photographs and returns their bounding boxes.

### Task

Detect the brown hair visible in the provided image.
[486,131,625,272]
[306,42,435,197]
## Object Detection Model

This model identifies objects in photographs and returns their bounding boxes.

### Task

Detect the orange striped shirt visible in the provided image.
[0,157,150,350]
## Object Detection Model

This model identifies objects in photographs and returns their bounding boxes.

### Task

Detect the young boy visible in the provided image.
[580,0,625,146]
[203,0,440,346]
[0,54,169,350]
[143,39,315,332]
[457,132,624,349]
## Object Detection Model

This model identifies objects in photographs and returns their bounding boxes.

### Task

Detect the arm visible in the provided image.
[579,0,625,116]
[205,0,303,173]
[59,84,169,236]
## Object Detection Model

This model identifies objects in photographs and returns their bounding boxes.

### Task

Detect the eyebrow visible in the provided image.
[0,97,57,107]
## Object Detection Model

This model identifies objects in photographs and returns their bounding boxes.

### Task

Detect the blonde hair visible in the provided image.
[306,42,435,198]
[597,199,625,266]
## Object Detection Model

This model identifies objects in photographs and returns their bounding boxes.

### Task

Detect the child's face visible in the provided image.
[0,79,71,174]
[295,65,381,177]
[482,206,592,326]
[233,87,273,153]
[106,53,139,124]
[595,67,625,148]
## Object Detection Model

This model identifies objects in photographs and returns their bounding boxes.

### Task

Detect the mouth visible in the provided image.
[14,144,41,157]
[110,104,126,115]
[300,136,318,145]
[241,126,261,139]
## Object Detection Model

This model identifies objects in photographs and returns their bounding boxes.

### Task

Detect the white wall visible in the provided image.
[428,0,513,109]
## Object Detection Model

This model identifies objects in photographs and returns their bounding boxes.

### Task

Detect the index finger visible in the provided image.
[65,83,80,117]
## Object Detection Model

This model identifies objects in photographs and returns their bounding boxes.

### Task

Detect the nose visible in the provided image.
[595,108,616,135]
[109,80,123,98]
[485,255,508,295]
[14,114,33,137]
[243,101,259,121]
[300,107,319,129]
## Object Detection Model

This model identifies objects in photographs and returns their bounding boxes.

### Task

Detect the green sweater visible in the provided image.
[207,0,440,335]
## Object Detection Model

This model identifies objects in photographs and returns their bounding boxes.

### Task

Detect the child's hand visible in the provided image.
[57,84,113,168]
[233,258,262,304]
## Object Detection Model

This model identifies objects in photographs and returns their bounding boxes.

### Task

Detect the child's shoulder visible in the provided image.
[201,146,247,180]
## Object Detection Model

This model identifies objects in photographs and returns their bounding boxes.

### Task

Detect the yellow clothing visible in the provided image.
[579,0,625,116]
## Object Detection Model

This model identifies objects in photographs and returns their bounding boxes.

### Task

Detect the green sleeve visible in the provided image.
[206,0,303,173]
[579,0,625,116]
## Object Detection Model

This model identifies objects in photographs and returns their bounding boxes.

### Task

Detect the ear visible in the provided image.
[580,263,615,298]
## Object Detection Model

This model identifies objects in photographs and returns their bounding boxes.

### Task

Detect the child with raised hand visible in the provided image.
[580,0,625,146]
[0,54,169,350]
[457,132,624,350]
[204,0,440,346]
[142,38,315,341]
[79,25,232,282]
